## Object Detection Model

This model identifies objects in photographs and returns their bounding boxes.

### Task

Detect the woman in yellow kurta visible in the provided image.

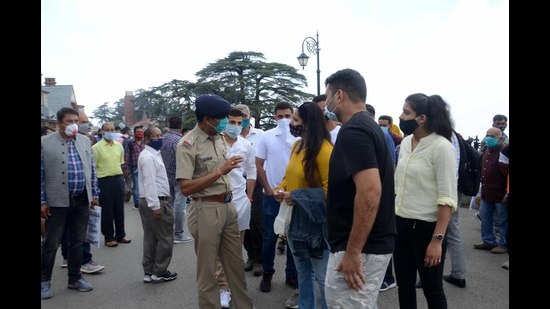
[274,102,332,309]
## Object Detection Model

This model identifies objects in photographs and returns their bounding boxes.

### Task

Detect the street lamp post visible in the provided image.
[297,31,321,96]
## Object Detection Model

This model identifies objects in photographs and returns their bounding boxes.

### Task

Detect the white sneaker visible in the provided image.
[80,260,105,273]
[285,289,299,309]
[61,259,68,268]
[143,274,152,283]
[174,235,193,244]
[502,260,509,270]
[220,289,231,308]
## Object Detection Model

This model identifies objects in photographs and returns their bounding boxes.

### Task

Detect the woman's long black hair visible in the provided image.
[295,102,332,187]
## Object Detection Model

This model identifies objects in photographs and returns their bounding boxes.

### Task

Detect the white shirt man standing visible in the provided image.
[137,126,177,283]
[235,104,265,277]
[255,102,299,308]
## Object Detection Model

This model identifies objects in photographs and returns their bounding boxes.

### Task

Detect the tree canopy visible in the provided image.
[91,51,314,130]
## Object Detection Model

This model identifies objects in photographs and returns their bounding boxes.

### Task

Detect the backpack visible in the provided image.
[456,132,482,196]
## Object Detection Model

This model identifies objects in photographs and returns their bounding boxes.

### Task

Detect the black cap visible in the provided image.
[195,94,231,118]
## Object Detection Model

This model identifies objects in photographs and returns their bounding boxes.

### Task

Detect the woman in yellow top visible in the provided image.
[274,102,333,309]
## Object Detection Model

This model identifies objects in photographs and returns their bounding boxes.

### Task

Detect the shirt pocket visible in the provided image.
[196,156,216,177]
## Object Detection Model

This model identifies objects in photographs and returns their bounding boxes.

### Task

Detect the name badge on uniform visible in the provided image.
[200,156,212,162]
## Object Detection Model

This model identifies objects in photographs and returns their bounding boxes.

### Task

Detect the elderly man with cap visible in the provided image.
[176,94,254,309]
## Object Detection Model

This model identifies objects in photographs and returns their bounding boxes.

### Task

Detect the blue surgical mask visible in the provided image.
[485,136,500,149]
[380,126,389,133]
[241,118,250,128]
[211,118,228,134]
[324,92,339,122]
[224,124,242,139]
[103,132,116,140]
[148,138,163,151]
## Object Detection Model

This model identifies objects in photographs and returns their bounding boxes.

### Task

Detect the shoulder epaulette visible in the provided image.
[183,134,195,147]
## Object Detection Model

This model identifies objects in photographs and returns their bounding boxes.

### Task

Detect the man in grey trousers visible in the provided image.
[138,126,177,283]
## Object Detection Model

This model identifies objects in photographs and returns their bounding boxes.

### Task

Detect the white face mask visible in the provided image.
[277,118,291,129]
[65,123,78,136]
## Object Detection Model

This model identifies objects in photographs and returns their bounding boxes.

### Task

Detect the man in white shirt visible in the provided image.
[255,102,298,304]
[137,126,177,283]
[215,107,257,308]
[235,104,265,277]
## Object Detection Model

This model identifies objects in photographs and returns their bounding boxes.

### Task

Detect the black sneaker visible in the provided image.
[443,274,466,288]
[260,273,273,292]
[277,236,286,254]
[151,271,177,282]
[380,276,397,291]
[252,263,263,277]
[244,259,254,272]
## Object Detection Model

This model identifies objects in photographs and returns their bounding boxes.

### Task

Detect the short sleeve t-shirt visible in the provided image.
[327,111,396,254]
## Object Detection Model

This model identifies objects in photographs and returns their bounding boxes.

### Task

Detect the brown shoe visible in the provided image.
[473,242,497,250]
[490,245,508,254]
[105,240,118,247]
[117,237,131,244]
[125,190,132,202]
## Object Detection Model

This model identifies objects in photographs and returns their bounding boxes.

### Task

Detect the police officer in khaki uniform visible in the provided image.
[176,94,254,309]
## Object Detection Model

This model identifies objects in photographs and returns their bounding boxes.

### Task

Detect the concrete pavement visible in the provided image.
[41,200,509,308]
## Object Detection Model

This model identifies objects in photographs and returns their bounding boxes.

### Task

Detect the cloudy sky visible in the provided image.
[41,0,509,139]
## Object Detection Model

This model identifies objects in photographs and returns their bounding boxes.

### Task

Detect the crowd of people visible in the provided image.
[41,68,509,308]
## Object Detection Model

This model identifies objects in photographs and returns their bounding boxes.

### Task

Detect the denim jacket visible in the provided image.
[287,187,329,259]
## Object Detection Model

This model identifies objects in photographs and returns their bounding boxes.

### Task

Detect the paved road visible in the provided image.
[42,200,509,308]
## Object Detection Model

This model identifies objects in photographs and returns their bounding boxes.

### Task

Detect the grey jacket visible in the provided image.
[41,131,96,207]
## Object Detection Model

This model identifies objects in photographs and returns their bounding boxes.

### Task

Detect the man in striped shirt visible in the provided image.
[160,116,193,244]
[123,125,145,210]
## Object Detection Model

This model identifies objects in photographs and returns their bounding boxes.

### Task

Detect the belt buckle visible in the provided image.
[223,192,232,203]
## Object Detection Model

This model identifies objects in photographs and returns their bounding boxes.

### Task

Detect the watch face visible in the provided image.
[434,234,443,240]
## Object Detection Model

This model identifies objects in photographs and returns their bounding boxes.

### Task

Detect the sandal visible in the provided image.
[117,237,131,244]
[105,240,118,247]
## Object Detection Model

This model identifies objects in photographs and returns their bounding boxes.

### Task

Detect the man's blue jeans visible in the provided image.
[131,166,140,207]
[479,199,508,247]
[173,184,188,238]
[261,195,297,279]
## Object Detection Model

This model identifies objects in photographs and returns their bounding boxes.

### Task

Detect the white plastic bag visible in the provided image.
[469,185,482,210]
[274,200,292,235]
[87,206,102,248]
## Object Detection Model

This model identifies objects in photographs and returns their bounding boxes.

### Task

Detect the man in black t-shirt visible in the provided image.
[323,69,396,308]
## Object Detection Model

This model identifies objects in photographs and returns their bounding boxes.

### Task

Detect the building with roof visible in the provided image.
[41,77,84,130]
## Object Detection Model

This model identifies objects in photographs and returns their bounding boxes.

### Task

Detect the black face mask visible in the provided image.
[399,117,419,135]
[289,123,304,137]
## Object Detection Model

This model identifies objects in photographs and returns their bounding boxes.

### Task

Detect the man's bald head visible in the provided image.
[486,127,502,139]
[79,112,89,124]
